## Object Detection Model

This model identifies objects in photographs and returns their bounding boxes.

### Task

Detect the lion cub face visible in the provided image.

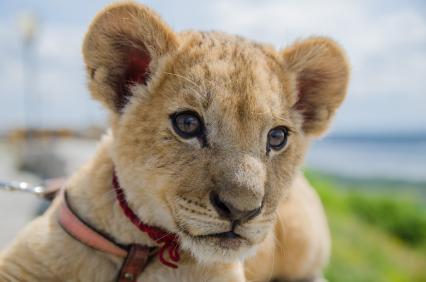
[83,3,349,262]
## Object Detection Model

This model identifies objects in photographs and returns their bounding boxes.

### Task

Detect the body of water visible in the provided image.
[306,134,426,182]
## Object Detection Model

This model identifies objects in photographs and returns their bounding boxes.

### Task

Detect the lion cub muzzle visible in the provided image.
[208,153,266,224]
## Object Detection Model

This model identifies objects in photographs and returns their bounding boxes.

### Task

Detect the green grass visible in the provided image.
[305,171,426,282]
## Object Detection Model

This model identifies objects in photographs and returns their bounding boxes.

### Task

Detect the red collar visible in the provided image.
[57,173,180,281]
[112,173,180,268]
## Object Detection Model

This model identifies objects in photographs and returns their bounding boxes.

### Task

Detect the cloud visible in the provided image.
[208,0,426,93]
[37,25,85,67]
[0,20,105,131]
[0,0,425,133]
[206,0,426,132]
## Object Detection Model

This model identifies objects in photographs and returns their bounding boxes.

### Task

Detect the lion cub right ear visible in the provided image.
[283,38,350,137]
[82,2,178,113]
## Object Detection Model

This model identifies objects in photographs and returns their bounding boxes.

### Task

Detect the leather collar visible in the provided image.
[58,190,153,281]
[57,173,180,281]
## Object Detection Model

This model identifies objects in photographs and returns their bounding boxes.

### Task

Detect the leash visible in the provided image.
[0,178,64,200]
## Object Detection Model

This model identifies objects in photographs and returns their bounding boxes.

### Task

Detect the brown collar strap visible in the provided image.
[118,244,150,281]
[57,191,151,281]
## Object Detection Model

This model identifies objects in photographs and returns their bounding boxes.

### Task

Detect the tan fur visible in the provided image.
[0,2,349,281]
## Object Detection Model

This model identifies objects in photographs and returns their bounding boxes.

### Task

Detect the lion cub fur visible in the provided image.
[0,2,349,281]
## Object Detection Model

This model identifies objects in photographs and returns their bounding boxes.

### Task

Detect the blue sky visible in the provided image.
[1,0,425,134]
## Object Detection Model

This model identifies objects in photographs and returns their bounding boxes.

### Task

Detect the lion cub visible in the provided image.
[0,2,349,281]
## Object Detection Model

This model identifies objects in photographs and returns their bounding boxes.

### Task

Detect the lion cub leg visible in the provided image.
[272,175,330,282]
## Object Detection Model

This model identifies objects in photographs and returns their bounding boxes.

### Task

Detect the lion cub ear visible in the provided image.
[82,2,178,113]
[283,37,350,136]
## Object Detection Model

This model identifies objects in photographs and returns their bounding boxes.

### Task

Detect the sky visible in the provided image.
[0,0,425,135]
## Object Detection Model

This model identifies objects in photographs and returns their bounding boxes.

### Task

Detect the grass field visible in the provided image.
[305,171,426,282]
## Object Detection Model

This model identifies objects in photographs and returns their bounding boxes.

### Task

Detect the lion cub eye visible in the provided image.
[267,127,289,151]
[171,111,203,138]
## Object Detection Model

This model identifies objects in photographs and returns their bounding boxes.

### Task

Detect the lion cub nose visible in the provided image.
[209,191,262,223]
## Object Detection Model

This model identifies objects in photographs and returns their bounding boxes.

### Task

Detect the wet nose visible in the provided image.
[209,191,262,223]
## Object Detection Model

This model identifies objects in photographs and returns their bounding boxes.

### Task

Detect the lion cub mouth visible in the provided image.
[208,231,240,239]
[197,231,244,250]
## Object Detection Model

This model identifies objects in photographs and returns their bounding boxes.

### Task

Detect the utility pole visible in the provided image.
[18,11,39,136]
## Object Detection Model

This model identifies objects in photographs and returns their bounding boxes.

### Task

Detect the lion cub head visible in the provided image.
[82,2,349,263]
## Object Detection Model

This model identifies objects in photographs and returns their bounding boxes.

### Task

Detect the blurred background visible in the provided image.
[0,1,425,281]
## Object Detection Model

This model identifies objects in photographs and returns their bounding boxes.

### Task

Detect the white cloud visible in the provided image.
[206,0,426,132]
[0,20,105,131]
[37,25,85,67]
[0,0,425,133]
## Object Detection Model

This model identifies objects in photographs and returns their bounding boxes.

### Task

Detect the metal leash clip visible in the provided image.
[0,178,65,200]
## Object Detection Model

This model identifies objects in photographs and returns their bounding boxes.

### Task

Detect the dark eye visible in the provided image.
[267,127,289,151]
[171,111,203,138]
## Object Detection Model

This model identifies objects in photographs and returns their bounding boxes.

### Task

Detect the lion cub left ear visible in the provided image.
[283,37,350,137]
[82,2,178,113]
